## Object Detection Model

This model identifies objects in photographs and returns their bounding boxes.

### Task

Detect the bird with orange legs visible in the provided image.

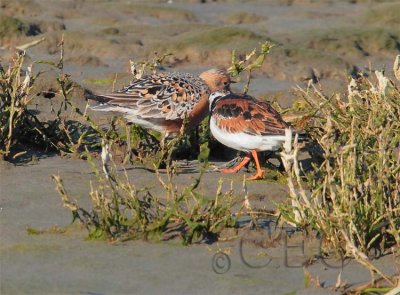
[208,91,290,180]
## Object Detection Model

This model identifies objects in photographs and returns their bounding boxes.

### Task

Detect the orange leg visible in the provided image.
[247,150,264,180]
[220,155,251,173]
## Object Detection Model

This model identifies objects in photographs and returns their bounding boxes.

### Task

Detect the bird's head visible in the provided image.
[199,69,233,92]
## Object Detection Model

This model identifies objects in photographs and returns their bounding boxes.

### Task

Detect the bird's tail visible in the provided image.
[84,89,113,104]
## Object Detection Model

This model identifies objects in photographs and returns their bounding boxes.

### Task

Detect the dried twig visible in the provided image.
[16,37,46,51]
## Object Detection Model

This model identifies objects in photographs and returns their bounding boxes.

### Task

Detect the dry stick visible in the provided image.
[5,55,27,155]
[393,55,400,82]
[52,175,79,212]
[6,90,15,155]
[112,73,118,92]
[16,37,46,51]
[340,228,395,286]
[280,128,303,224]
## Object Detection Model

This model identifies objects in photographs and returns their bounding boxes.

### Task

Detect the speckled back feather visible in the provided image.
[211,92,289,136]
[89,72,209,121]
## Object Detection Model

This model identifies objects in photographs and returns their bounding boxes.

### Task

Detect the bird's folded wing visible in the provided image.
[213,98,289,136]
[87,73,206,120]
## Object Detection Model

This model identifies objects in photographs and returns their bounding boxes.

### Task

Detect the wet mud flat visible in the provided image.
[1,156,398,294]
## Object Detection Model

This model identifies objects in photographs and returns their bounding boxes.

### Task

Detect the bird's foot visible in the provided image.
[220,167,240,173]
[217,155,251,174]
[218,166,240,173]
[246,171,264,181]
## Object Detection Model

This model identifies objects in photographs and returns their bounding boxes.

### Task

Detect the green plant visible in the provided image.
[280,66,400,288]
[228,40,275,94]
[0,51,36,158]
[53,132,239,244]
[0,38,104,160]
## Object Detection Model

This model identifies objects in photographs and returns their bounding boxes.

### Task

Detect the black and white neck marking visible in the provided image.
[209,90,229,112]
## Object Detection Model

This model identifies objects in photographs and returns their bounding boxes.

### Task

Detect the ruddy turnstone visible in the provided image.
[209,91,290,180]
[86,69,231,139]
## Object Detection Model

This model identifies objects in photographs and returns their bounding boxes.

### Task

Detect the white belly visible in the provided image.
[90,105,166,133]
[210,117,286,152]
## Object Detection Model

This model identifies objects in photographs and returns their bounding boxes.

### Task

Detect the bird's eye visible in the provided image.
[223,81,228,85]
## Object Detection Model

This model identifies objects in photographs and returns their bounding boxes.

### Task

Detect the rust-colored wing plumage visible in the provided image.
[212,93,289,136]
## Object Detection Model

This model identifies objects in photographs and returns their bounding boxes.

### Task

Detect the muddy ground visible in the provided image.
[1,0,400,294]
[1,156,398,295]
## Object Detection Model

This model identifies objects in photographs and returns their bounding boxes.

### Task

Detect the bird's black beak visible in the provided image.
[225,80,236,90]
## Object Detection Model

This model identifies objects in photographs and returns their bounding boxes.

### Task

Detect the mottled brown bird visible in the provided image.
[87,69,231,139]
